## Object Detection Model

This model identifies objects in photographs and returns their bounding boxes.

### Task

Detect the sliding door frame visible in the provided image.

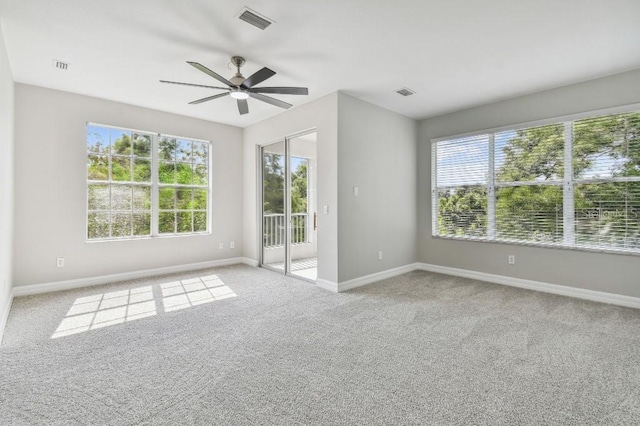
[258,128,317,278]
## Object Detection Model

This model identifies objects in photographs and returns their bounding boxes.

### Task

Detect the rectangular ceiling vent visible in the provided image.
[396,87,416,97]
[238,7,273,30]
[53,60,69,70]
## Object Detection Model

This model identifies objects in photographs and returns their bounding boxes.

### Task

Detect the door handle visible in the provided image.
[314,212,317,231]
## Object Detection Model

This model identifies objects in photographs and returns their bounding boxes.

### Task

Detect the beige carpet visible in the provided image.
[2,264,640,425]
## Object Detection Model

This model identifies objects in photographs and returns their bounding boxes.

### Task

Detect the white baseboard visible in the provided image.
[418,263,640,310]
[13,257,251,297]
[315,278,338,293]
[337,263,421,293]
[0,288,14,345]
[241,257,259,267]
[325,261,640,309]
[9,255,639,317]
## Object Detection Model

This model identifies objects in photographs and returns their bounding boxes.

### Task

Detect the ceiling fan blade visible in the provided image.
[237,98,249,115]
[187,61,234,87]
[189,92,230,105]
[250,87,308,95]
[249,92,292,109]
[241,67,276,88]
[160,80,230,91]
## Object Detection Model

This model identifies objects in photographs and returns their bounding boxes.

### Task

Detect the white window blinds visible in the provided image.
[434,135,489,238]
[494,124,565,245]
[432,110,640,254]
[573,113,640,251]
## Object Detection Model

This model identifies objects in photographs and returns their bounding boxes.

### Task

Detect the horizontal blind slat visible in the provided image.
[433,110,640,254]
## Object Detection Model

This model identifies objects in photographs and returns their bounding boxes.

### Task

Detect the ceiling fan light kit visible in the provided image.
[160,56,308,115]
[230,88,250,99]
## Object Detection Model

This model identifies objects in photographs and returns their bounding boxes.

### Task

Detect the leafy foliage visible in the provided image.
[437,112,640,250]
[86,127,209,239]
[498,124,564,182]
[438,187,487,237]
[262,154,309,245]
[291,162,308,214]
[262,153,285,214]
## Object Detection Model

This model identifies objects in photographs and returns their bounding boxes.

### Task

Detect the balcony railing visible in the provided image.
[263,213,308,248]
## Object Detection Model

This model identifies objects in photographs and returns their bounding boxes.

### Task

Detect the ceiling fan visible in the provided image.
[160,56,309,115]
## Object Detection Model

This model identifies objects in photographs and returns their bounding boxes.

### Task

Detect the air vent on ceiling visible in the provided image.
[53,60,69,70]
[396,87,416,97]
[238,7,273,30]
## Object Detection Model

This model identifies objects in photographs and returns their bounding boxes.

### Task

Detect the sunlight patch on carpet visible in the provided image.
[51,275,236,339]
[52,286,156,339]
[161,275,236,312]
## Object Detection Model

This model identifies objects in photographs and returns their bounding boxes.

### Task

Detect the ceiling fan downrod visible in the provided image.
[230,56,246,87]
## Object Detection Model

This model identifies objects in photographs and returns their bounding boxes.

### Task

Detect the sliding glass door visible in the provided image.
[260,132,317,281]
[261,140,288,274]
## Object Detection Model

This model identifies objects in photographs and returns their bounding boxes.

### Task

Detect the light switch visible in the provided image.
[323,205,329,215]
[353,186,359,196]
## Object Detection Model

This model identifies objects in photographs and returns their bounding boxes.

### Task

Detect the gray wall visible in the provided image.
[13,84,244,287]
[243,92,339,283]
[337,93,417,282]
[243,92,418,285]
[418,69,640,297]
[0,23,15,324]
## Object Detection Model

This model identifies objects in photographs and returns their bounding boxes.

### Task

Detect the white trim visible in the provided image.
[13,258,249,297]
[315,278,338,293]
[431,143,437,236]
[87,121,155,138]
[337,263,421,293]
[430,102,640,144]
[241,257,259,267]
[86,125,212,242]
[431,107,640,256]
[487,133,496,240]
[151,131,159,236]
[284,136,291,275]
[256,127,318,148]
[256,144,264,266]
[0,288,15,345]
[431,234,640,257]
[563,121,575,245]
[418,263,640,309]
[324,261,640,309]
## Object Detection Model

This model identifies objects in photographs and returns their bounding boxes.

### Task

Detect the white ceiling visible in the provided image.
[2,0,640,128]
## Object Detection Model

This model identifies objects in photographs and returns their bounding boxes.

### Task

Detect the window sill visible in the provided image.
[430,235,640,257]
[86,231,211,243]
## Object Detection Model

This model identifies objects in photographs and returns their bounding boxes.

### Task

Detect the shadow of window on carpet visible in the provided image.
[161,274,236,312]
[51,275,236,339]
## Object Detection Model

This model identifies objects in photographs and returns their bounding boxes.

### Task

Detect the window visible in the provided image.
[432,111,640,253]
[87,124,210,240]
[157,136,209,235]
[291,156,309,244]
[262,153,309,247]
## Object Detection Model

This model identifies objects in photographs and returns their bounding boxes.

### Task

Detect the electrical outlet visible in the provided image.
[219,243,224,249]
[508,255,515,265]
[56,257,65,268]
[378,251,383,260]
[230,241,235,249]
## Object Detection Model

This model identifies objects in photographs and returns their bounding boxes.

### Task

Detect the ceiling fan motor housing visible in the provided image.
[231,74,245,86]
[230,56,247,86]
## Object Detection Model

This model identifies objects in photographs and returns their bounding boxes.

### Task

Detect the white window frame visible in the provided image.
[86,122,212,242]
[431,103,640,256]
